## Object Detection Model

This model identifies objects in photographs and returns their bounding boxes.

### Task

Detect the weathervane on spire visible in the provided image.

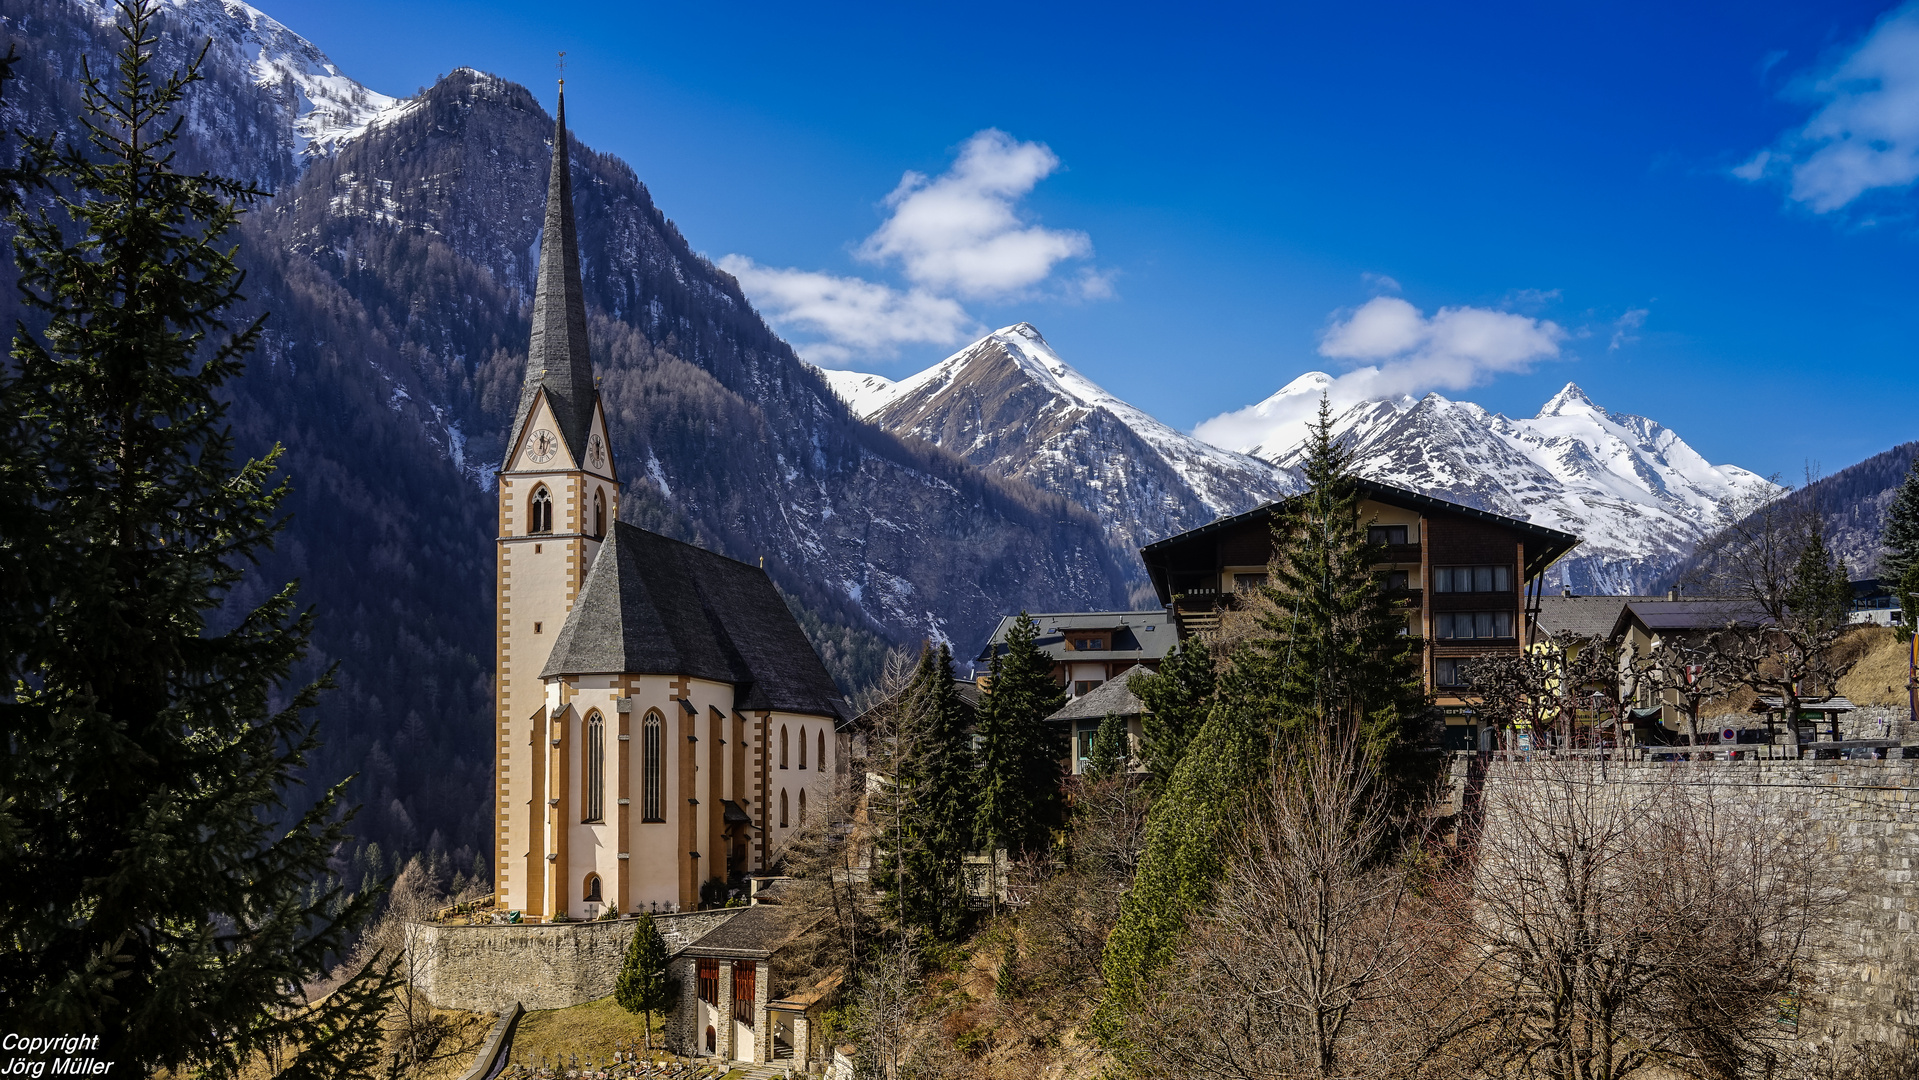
[557,50,566,92]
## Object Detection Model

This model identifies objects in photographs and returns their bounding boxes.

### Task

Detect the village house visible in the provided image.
[974,610,1174,697]
[1139,479,1580,749]
[492,93,849,921]
[1045,664,1151,775]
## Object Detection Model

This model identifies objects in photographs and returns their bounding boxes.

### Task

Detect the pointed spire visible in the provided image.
[513,85,598,461]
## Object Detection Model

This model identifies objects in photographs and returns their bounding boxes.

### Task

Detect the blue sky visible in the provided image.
[261,0,1919,481]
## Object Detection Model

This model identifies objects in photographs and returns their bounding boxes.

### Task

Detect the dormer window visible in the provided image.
[529,486,553,535]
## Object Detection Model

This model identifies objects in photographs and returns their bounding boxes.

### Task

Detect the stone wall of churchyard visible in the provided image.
[408,910,738,1013]
[1448,753,1918,1049]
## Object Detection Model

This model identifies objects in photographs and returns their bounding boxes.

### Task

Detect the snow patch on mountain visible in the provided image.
[818,369,901,418]
[100,0,406,160]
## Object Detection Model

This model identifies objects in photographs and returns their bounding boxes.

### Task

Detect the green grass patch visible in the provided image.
[505,995,670,1068]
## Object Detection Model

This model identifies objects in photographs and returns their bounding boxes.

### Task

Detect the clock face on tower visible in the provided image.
[529,429,559,464]
[587,433,606,470]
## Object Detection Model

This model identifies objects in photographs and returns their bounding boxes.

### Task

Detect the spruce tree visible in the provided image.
[1880,459,1919,633]
[1785,518,1850,632]
[614,915,677,1049]
[872,644,974,939]
[1240,396,1428,786]
[1128,638,1214,795]
[975,612,1068,859]
[0,5,391,1073]
[1083,713,1130,781]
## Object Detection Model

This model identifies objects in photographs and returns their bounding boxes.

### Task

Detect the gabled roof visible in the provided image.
[1047,664,1152,723]
[974,610,1174,664]
[505,91,600,467]
[542,522,847,721]
[1610,599,1773,639]
[1533,595,1662,639]
[1138,477,1580,582]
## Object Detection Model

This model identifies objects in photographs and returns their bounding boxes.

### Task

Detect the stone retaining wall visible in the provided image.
[1450,754,1918,1048]
[407,910,738,1013]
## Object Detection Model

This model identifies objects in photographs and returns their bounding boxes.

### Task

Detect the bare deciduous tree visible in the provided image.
[1466,756,1840,1080]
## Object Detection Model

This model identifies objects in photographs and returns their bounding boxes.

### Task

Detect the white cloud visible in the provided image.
[858,129,1092,298]
[1609,308,1649,352]
[1194,296,1565,453]
[717,256,978,364]
[723,129,1100,362]
[1737,3,1919,212]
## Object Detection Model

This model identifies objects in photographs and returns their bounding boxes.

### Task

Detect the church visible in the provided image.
[494,93,848,920]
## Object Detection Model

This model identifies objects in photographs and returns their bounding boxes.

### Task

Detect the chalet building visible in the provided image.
[1607,597,1771,740]
[974,610,1174,698]
[493,92,847,921]
[1046,664,1151,775]
[1139,480,1579,748]
[1848,578,1905,627]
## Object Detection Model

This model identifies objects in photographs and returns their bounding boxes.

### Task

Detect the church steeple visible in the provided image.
[508,87,599,463]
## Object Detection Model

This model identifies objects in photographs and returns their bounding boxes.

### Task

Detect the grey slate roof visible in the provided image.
[975,610,1174,664]
[681,904,821,959]
[542,522,847,721]
[1048,664,1151,723]
[1533,595,1660,639]
[505,92,600,466]
[1612,599,1773,637]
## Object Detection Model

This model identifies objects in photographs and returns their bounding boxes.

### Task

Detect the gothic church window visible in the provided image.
[798,789,806,826]
[642,710,664,822]
[584,874,602,902]
[593,487,606,538]
[798,726,807,769]
[780,788,788,828]
[584,711,605,822]
[818,730,826,772]
[529,486,553,534]
[780,725,789,769]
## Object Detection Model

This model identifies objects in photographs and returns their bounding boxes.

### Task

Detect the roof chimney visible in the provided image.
[1561,587,1573,598]
[1667,585,1681,601]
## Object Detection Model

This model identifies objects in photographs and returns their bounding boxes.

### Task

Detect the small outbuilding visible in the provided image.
[1046,663,1151,775]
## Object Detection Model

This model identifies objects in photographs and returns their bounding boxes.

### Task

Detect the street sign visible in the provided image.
[1722,728,1737,742]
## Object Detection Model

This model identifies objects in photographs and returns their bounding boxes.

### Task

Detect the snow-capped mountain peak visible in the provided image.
[99,0,408,160]
[1537,381,1600,418]
[818,324,1296,560]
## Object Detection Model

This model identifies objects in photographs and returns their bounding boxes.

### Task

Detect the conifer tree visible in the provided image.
[0,5,391,1072]
[1881,459,1919,633]
[1240,397,1428,787]
[1785,518,1851,632]
[872,644,974,939]
[975,612,1068,859]
[1083,713,1130,781]
[1128,638,1214,795]
[614,915,677,1049]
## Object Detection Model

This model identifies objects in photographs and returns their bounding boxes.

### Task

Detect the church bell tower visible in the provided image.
[495,87,618,917]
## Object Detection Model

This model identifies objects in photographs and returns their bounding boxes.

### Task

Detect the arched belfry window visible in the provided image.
[798,726,807,770]
[798,788,807,826]
[780,788,789,829]
[529,485,553,535]
[583,711,605,822]
[780,725,789,769]
[642,709,664,822]
[593,487,606,539]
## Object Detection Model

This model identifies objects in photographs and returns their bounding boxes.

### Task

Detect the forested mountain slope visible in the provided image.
[1,0,1127,877]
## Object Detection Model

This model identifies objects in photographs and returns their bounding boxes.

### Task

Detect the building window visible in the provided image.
[583,711,605,822]
[1381,570,1409,591]
[798,789,807,826]
[798,726,807,770]
[642,710,664,822]
[818,730,826,773]
[529,486,553,534]
[705,1026,716,1054]
[1074,637,1105,651]
[1435,611,1515,639]
[1432,565,1512,593]
[1077,726,1097,766]
[1074,680,1100,696]
[732,963,756,1026]
[697,959,720,1005]
[1368,525,1408,546]
[780,725,789,769]
[780,789,789,829]
[583,874,602,902]
[593,488,606,538]
[1233,573,1268,593]
[1435,658,1469,687]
